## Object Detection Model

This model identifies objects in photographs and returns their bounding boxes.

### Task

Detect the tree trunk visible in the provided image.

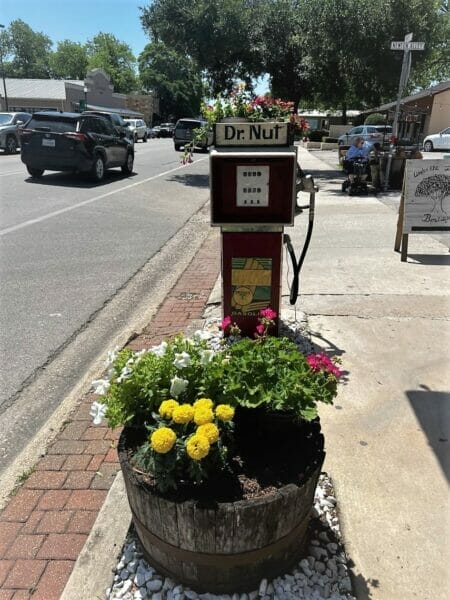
[342,102,347,125]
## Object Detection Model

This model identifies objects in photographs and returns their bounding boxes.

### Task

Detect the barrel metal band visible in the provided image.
[131,506,310,567]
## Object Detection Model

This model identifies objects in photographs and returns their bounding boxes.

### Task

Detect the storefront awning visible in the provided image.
[77,101,144,118]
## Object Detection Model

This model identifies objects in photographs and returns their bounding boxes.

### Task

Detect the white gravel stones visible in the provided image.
[106,474,355,600]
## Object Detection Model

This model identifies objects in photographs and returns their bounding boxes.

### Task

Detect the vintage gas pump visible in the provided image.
[210,121,316,336]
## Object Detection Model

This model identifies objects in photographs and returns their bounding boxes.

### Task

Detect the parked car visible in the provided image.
[423,127,450,152]
[20,111,134,182]
[173,118,213,151]
[338,125,392,146]
[147,126,159,138]
[82,110,133,142]
[123,118,148,142]
[0,112,32,154]
[159,123,175,138]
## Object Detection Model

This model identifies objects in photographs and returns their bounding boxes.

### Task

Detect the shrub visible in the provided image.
[364,113,387,125]
[308,129,329,142]
[322,137,338,143]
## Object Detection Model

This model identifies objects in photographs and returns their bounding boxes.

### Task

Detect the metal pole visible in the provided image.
[384,34,412,191]
[0,24,8,111]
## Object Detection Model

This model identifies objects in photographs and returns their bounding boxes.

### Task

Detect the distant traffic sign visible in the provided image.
[390,41,425,50]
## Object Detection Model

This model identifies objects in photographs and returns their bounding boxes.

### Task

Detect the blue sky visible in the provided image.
[1,0,269,93]
[1,0,150,58]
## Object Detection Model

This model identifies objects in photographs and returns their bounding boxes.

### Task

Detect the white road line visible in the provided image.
[0,171,24,176]
[0,160,207,237]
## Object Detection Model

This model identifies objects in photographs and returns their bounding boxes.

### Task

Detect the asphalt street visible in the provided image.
[0,138,211,471]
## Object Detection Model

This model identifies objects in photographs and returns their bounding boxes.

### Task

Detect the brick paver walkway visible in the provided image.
[0,230,220,600]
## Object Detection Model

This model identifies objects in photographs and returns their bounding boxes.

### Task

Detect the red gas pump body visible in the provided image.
[222,231,283,336]
[209,122,297,336]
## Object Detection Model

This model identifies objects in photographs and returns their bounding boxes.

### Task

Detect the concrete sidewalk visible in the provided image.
[1,147,448,599]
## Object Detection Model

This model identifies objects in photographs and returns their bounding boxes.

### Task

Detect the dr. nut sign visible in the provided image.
[214,122,291,146]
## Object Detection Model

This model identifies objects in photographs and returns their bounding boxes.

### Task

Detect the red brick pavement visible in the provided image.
[0,230,220,599]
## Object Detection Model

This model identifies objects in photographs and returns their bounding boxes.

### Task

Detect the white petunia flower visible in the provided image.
[106,346,119,367]
[92,379,110,395]
[117,366,132,383]
[170,376,188,397]
[199,349,215,365]
[90,401,107,425]
[193,330,213,341]
[149,341,168,357]
[173,351,191,369]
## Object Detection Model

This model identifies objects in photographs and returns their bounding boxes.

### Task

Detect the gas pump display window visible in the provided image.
[236,166,270,207]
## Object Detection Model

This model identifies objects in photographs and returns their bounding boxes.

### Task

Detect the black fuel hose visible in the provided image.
[284,191,316,305]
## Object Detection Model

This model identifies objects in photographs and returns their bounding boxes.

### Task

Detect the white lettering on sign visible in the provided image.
[215,122,289,146]
[236,165,270,206]
[390,41,425,50]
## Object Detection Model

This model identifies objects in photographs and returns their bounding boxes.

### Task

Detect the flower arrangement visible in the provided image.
[90,310,343,493]
[181,82,295,163]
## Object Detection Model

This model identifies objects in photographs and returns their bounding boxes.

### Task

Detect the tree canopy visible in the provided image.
[138,42,204,120]
[1,19,52,78]
[51,40,89,80]
[140,0,450,111]
[86,33,138,93]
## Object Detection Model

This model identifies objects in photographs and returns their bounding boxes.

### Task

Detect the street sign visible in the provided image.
[390,41,425,50]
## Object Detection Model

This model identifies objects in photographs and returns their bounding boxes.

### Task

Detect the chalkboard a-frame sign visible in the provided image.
[395,159,450,261]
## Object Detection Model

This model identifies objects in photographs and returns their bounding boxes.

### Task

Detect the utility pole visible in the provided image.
[384,33,425,191]
[0,24,9,111]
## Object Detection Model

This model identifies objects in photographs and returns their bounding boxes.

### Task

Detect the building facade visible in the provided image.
[0,69,157,122]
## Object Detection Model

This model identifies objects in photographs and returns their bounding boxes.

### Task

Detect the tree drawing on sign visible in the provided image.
[415,175,450,215]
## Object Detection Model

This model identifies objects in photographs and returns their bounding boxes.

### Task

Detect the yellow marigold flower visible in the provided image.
[215,404,235,422]
[159,399,179,419]
[194,406,214,425]
[186,434,210,460]
[197,422,219,444]
[150,427,176,454]
[172,403,195,424]
[193,398,214,410]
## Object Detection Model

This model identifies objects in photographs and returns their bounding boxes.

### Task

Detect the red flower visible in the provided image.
[307,353,343,378]
[259,307,277,321]
[220,315,232,332]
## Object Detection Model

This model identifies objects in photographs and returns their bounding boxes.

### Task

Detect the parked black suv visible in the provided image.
[21,112,134,182]
[82,110,133,142]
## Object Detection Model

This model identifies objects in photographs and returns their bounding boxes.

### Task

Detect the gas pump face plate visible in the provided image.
[210,151,296,226]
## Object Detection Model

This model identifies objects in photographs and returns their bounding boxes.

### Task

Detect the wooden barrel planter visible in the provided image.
[119,426,324,593]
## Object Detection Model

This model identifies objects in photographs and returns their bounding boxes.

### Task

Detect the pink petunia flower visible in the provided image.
[259,307,277,321]
[255,324,265,336]
[220,315,232,332]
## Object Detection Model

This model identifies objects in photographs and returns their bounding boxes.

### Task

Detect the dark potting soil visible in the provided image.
[124,418,324,505]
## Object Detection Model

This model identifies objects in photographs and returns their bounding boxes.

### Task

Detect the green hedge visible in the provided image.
[308,129,329,142]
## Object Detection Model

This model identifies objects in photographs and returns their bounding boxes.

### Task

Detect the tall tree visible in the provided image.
[140,0,263,94]
[2,19,52,78]
[50,40,88,80]
[138,42,203,120]
[86,33,138,93]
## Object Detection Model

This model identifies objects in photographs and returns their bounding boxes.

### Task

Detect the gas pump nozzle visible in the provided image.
[286,174,317,304]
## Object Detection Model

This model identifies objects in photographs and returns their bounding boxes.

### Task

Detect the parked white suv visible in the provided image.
[338,125,392,146]
[124,118,148,143]
[0,112,32,154]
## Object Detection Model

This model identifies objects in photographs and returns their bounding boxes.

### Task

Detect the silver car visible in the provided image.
[338,125,392,146]
[124,118,148,143]
[0,112,32,154]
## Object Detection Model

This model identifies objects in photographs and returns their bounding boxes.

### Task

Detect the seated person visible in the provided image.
[343,137,367,175]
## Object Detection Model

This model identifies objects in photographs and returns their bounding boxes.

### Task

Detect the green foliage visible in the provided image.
[218,337,340,422]
[364,113,388,125]
[140,0,263,94]
[86,33,138,93]
[50,40,88,80]
[99,335,225,428]
[1,19,52,78]
[134,413,233,493]
[138,42,203,120]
